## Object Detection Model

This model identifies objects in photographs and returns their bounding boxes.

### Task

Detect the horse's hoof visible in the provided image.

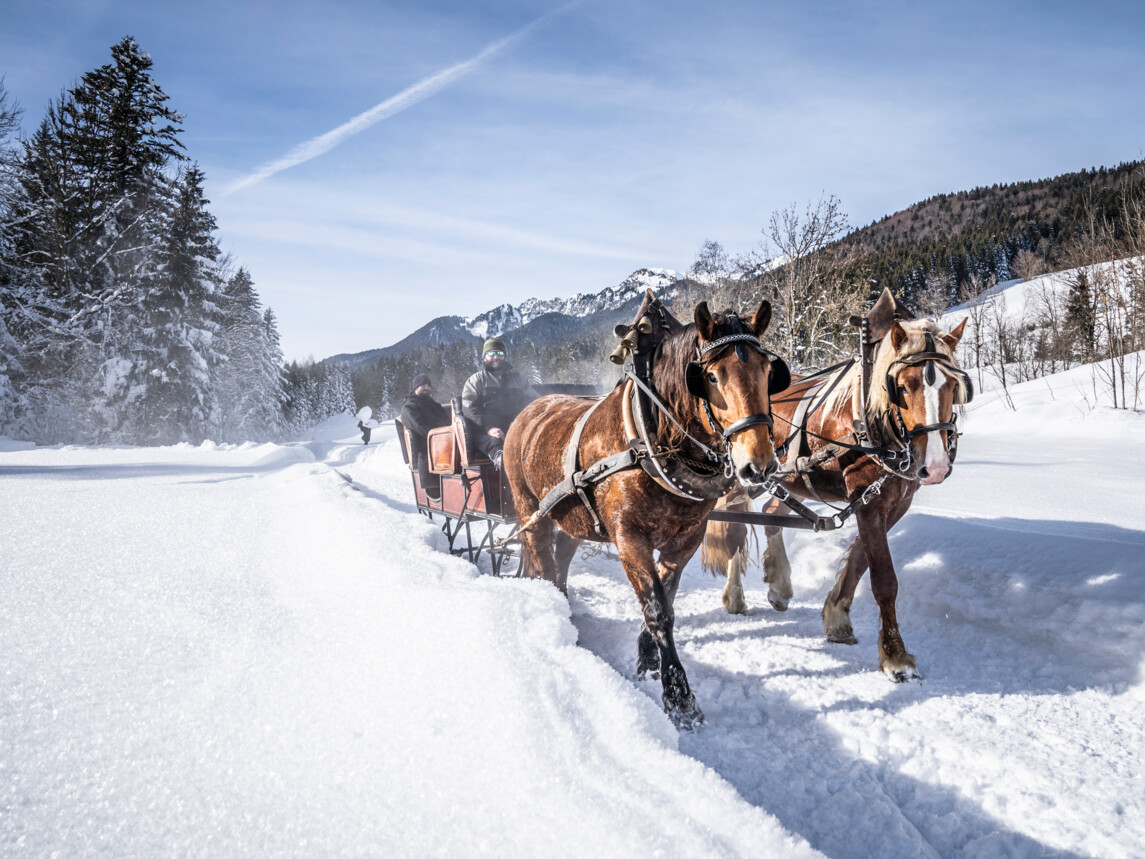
[666,701,705,731]
[882,658,922,683]
[723,593,748,615]
[884,666,922,683]
[767,589,789,612]
[826,629,858,645]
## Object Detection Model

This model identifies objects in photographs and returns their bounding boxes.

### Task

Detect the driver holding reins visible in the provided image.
[461,337,539,468]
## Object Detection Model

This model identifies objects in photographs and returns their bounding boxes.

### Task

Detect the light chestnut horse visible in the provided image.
[704,307,970,681]
[503,300,784,727]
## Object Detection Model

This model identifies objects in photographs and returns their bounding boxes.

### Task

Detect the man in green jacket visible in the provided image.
[461,337,538,467]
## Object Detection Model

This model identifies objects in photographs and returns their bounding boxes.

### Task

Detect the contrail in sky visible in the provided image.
[225,2,579,196]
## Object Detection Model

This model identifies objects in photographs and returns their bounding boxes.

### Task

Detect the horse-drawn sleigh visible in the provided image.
[398,289,972,727]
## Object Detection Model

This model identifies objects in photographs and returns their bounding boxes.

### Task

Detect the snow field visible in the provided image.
[4,339,1145,856]
[2,425,817,857]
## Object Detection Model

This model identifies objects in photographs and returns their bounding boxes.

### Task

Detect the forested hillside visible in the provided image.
[837,161,1145,309]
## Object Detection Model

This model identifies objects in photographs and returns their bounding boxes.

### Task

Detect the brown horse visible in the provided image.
[503,298,784,727]
[704,296,970,681]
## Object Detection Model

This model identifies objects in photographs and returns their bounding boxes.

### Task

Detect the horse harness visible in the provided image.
[509,327,781,541]
[755,321,974,531]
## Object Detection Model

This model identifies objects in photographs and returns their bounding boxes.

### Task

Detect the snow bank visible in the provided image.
[0,428,816,856]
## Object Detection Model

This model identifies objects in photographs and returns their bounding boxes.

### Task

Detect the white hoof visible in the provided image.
[723,586,747,615]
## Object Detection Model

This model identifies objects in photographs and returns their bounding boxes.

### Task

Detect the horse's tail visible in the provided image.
[701,488,755,577]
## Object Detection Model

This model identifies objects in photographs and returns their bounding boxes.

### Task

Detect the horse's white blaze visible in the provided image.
[920,370,950,485]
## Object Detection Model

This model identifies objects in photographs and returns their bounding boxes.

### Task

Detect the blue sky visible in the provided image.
[3,0,1144,360]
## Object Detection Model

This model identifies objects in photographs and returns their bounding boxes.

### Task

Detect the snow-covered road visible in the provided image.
[3,367,1144,857]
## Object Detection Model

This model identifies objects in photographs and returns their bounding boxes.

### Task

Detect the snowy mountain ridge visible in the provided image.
[329,268,685,367]
[464,268,684,340]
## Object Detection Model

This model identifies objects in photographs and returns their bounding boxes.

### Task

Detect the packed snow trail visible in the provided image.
[554,371,1145,859]
[1,436,815,857]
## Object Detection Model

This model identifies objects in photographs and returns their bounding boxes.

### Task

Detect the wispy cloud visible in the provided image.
[224,1,579,196]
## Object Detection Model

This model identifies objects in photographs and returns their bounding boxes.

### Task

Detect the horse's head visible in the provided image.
[686,300,787,485]
[876,317,972,485]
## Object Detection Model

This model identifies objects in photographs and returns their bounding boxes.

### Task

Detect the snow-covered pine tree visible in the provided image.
[322,361,355,417]
[212,267,285,442]
[129,164,222,444]
[0,79,28,434]
[17,36,187,442]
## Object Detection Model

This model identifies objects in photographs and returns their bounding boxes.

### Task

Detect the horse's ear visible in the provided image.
[866,288,898,342]
[943,317,968,350]
[694,301,715,340]
[750,300,772,337]
[889,320,908,352]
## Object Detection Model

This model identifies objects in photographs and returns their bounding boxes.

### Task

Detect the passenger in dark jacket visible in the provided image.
[400,373,450,500]
[461,338,538,466]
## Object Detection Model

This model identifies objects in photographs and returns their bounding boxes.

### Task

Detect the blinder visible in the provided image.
[685,360,708,399]
[885,355,973,408]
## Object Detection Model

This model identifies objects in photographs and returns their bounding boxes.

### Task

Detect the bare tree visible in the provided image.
[1012,248,1046,281]
[917,270,954,321]
[956,273,994,391]
[745,194,862,369]
[984,290,1016,409]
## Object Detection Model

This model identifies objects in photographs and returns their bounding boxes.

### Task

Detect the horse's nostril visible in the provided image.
[918,467,930,480]
[764,459,779,478]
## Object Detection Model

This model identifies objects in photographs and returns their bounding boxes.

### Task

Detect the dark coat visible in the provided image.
[400,392,450,458]
[461,364,538,433]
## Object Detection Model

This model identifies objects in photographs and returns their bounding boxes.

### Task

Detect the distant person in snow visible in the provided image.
[357,420,372,445]
[461,338,539,468]
[401,373,450,500]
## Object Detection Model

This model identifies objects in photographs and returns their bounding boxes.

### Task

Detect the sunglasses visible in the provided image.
[485,350,506,357]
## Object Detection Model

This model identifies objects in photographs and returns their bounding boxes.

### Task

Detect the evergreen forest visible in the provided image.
[0,37,351,444]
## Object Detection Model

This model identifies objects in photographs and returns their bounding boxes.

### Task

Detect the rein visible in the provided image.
[767,324,967,492]
[625,366,730,468]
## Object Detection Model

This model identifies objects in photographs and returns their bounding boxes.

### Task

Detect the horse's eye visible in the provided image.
[707,373,719,385]
[898,385,909,398]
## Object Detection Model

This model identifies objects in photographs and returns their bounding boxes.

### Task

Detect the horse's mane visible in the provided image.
[824,318,969,435]
[650,308,746,448]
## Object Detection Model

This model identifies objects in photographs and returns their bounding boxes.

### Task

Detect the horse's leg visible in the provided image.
[762,525,793,611]
[721,543,748,615]
[617,528,702,729]
[822,498,910,646]
[636,625,661,679]
[860,505,919,681]
[822,535,864,645]
[552,527,582,595]
[655,547,705,728]
[520,516,559,587]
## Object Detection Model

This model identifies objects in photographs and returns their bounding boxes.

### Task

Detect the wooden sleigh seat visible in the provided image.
[398,399,512,521]
[426,398,492,475]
